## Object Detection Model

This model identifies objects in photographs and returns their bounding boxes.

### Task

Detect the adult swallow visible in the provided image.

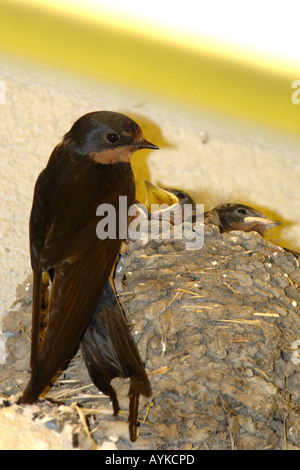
[81,277,151,442]
[21,111,157,423]
[204,203,281,236]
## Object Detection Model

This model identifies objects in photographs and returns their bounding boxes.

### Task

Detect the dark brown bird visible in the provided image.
[204,203,281,236]
[21,111,157,439]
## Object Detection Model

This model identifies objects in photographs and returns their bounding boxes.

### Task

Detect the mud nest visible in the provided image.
[1,224,300,450]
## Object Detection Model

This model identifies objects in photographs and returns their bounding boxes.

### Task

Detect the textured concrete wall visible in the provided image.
[1,53,300,362]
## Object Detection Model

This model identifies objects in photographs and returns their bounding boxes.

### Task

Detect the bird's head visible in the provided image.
[216,203,281,236]
[63,111,158,164]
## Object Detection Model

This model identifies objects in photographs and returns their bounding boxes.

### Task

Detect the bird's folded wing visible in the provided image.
[28,235,122,400]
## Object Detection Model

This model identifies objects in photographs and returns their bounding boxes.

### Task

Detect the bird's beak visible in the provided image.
[244,216,281,233]
[144,181,178,211]
[135,138,159,150]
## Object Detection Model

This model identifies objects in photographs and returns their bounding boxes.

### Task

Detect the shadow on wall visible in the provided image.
[122,111,174,203]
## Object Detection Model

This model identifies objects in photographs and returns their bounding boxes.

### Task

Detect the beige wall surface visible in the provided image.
[1,54,299,362]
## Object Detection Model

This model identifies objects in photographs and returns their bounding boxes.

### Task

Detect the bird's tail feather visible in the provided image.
[128,383,140,442]
[81,278,151,441]
[21,271,43,404]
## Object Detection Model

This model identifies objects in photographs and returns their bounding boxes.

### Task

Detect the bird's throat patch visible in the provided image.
[89,147,133,164]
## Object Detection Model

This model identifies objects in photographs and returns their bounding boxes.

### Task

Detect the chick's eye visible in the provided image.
[237,208,247,215]
[106,133,120,143]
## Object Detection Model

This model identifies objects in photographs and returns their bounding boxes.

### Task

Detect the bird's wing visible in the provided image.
[23,229,122,403]
[23,160,133,403]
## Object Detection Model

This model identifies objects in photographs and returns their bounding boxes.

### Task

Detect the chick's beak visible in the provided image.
[244,216,281,228]
[244,216,282,235]
[144,181,178,211]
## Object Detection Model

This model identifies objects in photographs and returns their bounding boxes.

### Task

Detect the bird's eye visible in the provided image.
[237,208,247,215]
[106,133,120,143]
